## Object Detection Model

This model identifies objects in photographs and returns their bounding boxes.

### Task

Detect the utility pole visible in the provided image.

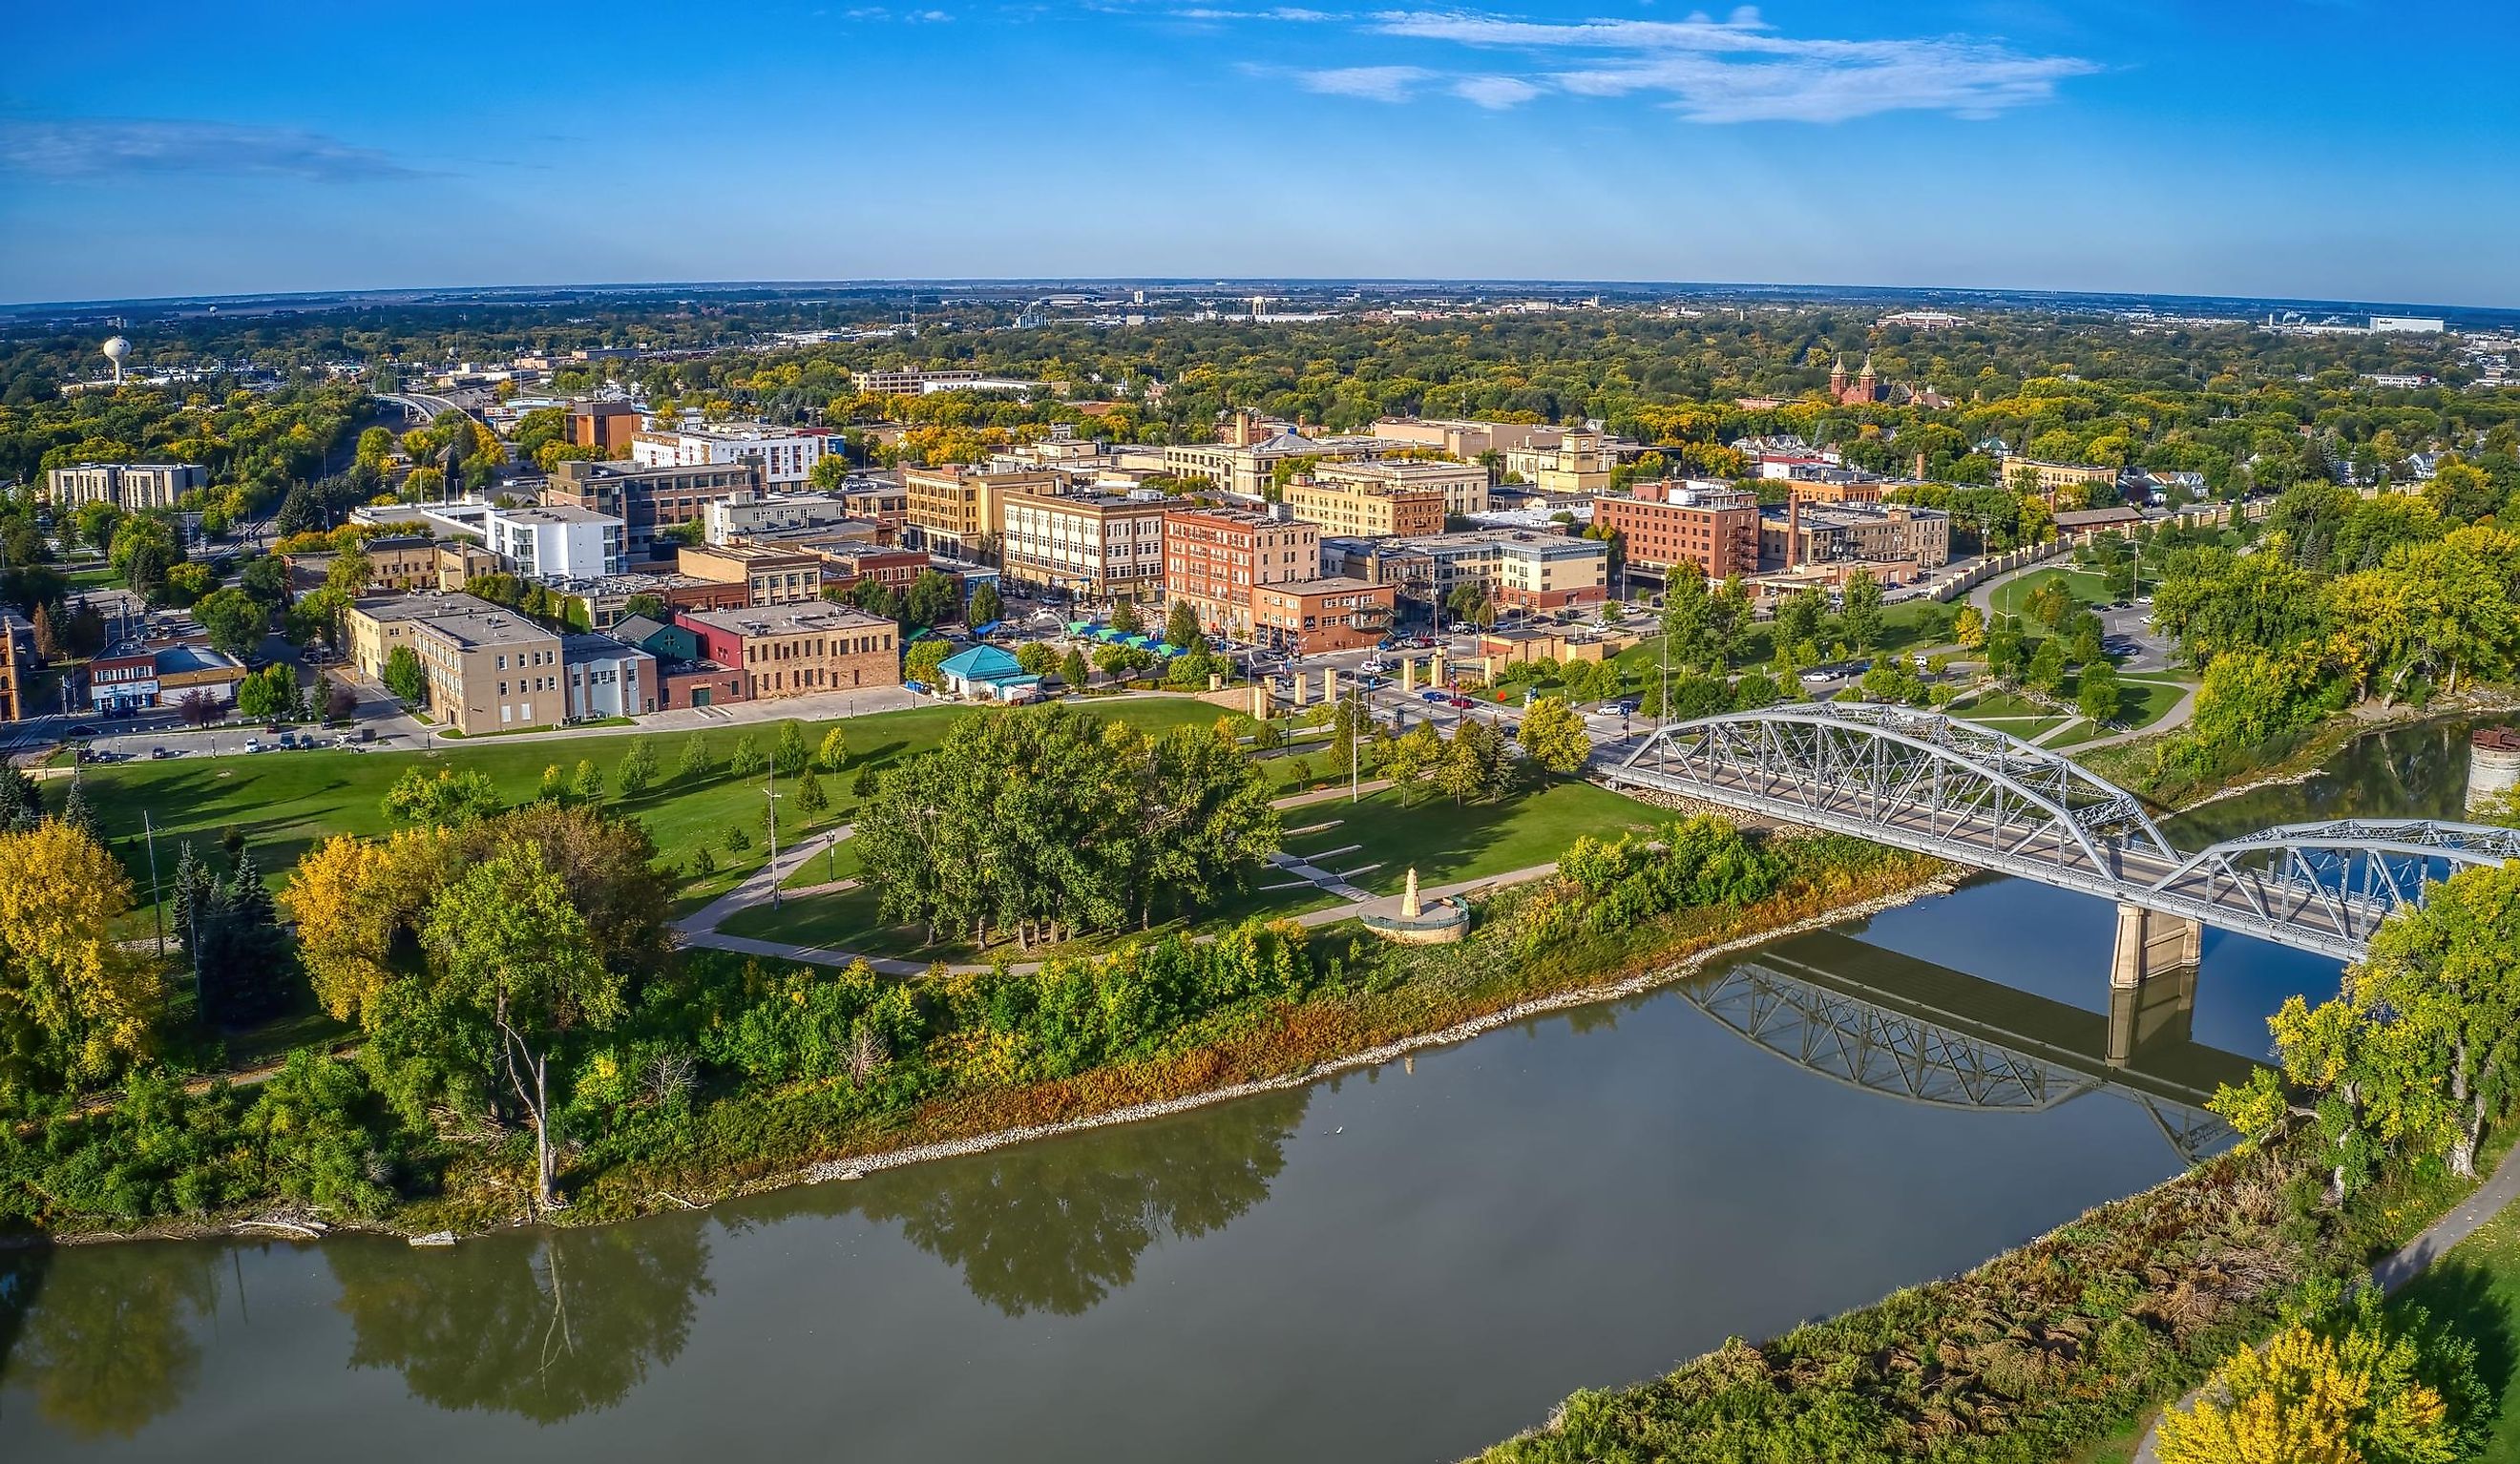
[765,759,782,912]
[143,809,164,956]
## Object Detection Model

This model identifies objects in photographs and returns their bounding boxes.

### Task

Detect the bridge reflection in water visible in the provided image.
[1687,931,2256,1164]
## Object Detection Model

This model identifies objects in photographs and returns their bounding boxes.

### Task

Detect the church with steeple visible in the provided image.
[1828,353,1883,406]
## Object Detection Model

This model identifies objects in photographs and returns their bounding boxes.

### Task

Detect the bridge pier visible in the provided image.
[2108,904,2200,1066]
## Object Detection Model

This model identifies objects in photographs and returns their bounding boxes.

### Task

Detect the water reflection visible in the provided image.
[1692,931,2255,1163]
[5,1243,213,1440]
[328,1214,713,1424]
[752,1089,1310,1318]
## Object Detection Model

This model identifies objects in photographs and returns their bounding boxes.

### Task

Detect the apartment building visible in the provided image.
[1251,576,1396,655]
[361,534,439,590]
[1158,429,1382,498]
[677,604,901,701]
[842,481,908,530]
[545,458,763,559]
[561,635,658,719]
[1488,532,1611,611]
[1162,507,1320,639]
[1282,474,1447,539]
[43,463,207,511]
[676,542,824,605]
[415,602,566,735]
[1330,529,1608,616]
[570,401,644,453]
[631,423,833,486]
[1502,430,1618,495]
[484,504,624,581]
[1760,497,1952,575]
[703,490,872,544]
[1591,479,1762,581]
[899,466,1061,557]
[998,491,1177,600]
[852,368,981,395]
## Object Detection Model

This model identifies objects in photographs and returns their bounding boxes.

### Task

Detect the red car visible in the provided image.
[1446,695,1475,709]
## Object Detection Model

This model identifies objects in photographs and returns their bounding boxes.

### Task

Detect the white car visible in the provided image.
[1798,668,1838,686]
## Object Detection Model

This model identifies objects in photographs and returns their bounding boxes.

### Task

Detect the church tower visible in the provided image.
[1829,355,1848,400]
[1857,353,1878,402]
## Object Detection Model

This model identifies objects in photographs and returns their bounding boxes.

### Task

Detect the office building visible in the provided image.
[677,604,902,701]
[676,542,825,605]
[1284,471,1451,537]
[2001,459,2120,497]
[570,401,644,453]
[545,458,764,559]
[1162,508,1319,639]
[998,490,1178,600]
[703,490,871,544]
[1369,417,1564,459]
[1590,480,1762,581]
[43,463,207,511]
[1250,577,1396,655]
[1761,496,1952,576]
[899,466,1061,557]
[1502,430,1617,495]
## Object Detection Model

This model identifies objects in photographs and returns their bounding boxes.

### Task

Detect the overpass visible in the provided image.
[1604,702,2520,978]
[1694,931,2249,1163]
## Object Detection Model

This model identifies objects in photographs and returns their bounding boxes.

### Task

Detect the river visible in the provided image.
[0,718,2488,1462]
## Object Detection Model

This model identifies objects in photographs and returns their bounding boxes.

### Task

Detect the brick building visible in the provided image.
[1591,480,1762,581]
[676,604,901,701]
[545,458,764,560]
[998,491,1177,600]
[1162,507,1320,640]
[570,401,644,453]
[676,543,824,605]
[1251,576,1396,654]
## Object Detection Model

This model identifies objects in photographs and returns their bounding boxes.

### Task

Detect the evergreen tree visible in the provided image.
[56,774,99,841]
[0,762,38,832]
[967,580,1002,628]
[1109,598,1144,636]
[1060,646,1091,690]
[1165,599,1205,651]
[794,767,829,821]
[205,853,290,1025]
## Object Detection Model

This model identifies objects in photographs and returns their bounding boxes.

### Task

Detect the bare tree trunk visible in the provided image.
[494,998,557,1214]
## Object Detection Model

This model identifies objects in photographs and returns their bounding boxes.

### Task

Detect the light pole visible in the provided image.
[764,761,783,912]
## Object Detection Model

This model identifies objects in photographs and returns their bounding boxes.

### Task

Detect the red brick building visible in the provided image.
[1251,576,1396,655]
[1162,507,1320,640]
[676,604,901,701]
[1591,480,1761,582]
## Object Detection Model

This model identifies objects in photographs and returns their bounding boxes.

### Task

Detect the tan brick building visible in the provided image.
[1162,508,1320,640]
[675,543,824,605]
[1281,475,1447,539]
[998,491,1177,599]
[899,466,1060,558]
[1312,457,1490,517]
[344,591,567,734]
[678,604,901,701]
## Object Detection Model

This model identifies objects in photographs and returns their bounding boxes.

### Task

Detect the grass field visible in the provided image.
[724,777,1669,961]
[2390,1203,2520,1463]
[65,696,1247,915]
[1985,565,2130,621]
[1605,598,1960,693]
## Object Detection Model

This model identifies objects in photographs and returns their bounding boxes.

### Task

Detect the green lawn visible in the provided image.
[1986,565,2121,621]
[65,697,1247,914]
[1605,598,1959,694]
[1277,778,1668,895]
[62,564,118,591]
[2389,1203,2520,1463]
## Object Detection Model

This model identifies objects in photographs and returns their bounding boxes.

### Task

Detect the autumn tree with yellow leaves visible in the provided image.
[0,820,168,1087]
[2157,1287,2482,1464]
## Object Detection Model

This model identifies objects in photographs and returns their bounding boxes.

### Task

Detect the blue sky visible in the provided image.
[3,1,2514,305]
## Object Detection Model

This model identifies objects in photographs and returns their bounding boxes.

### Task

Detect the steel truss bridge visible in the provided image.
[1692,935,2241,1164]
[1606,703,2520,963]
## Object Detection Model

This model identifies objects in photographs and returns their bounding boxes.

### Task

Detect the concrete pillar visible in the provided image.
[1250,681,1270,720]
[1322,669,1341,702]
[2107,902,2202,1066]
[1400,658,1417,693]
[1431,651,1448,687]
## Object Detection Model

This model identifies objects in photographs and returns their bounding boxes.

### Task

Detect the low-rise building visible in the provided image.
[411,600,567,735]
[85,640,248,715]
[434,540,502,590]
[1591,479,1762,581]
[1370,417,1563,459]
[43,462,207,511]
[484,504,624,581]
[1251,576,1396,654]
[361,534,439,591]
[677,604,902,701]
[900,465,1062,558]
[703,490,870,544]
[1328,529,1608,616]
[561,634,659,719]
[1503,430,1618,495]
[570,400,644,453]
[998,490,1177,600]
[2001,458,2120,498]
[1162,507,1321,639]
[1159,428,1382,498]
[675,542,824,605]
[1310,457,1490,518]
[1760,495,1952,577]
[1282,473,1448,539]
[842,480,908,530]
[815,544,932,597]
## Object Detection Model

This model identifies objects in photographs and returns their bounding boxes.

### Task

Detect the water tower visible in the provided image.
[101,335,130,385]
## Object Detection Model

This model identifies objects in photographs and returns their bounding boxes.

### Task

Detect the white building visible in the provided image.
[2371,316,2447,334]
[43,463,207,511]
[484,504,623,581]
[702,490,866,545]
[561,634,658,719]
[630,423,833,486]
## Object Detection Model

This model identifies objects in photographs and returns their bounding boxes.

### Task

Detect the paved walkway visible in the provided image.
[670,824,852,937]
[2131,1144,2520,1462]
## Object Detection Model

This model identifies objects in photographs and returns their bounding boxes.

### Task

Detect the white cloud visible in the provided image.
[1339,6,2095,122]
[1298,65,1435,101]
[0,117,424,180]
[1451,74,1542,109]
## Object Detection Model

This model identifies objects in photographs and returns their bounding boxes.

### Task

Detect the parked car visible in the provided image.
[1596,699,1640,716]
[151,745,172,759]
[903,680,932,695]
[278,732,299,749]
[243,738,262,753]
[1798,668,1839,686]
[1446,696,1475,709]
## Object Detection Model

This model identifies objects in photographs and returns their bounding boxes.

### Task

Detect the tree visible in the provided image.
[175,688,221,725]
[902,571,958,629]
[2025,637,2068,696]
[238,554,290,607]
[1109,598,1144,637]
[412,845,622,1212]
[967,580,1002,628]
[676,732,713,783]
[620,593,666,622]
[182,849,289,1027]
[2156,1288,2479,1464]
[235,664,301,722]
[2077,659,2121,725]
[1445,579,1497,630]
[773,720,809,776]
[616,737,659,800]
[1379,722,1445,806]
[192,587,266,660]
[1839,570,1884,652]
[1953,603,1985,649]
[794,767,829,822]
[1660,563,1718,670]
[272,481,326,537]
[381,767,503,827]
[817,724,849,771]
[1517,696,1591,775]
[727,734,765,779]
[383,644,427,703]
[1773,588,1827,660]
[1165,599,1205,651]
[73,500,122,555]
[1060,646,1090,690]
[0,820,164,1087]
[905,638,952,686]
[284,828,452,1024]
[1435,719,1510,805]
[110,514,183,602]
[567,759,605,805]
[1016,641,1057,677]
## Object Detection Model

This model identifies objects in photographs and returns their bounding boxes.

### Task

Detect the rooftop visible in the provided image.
[410,602,560,650]
[491,503,621,527]
[679,603,894,638]
[563,633,654,663]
